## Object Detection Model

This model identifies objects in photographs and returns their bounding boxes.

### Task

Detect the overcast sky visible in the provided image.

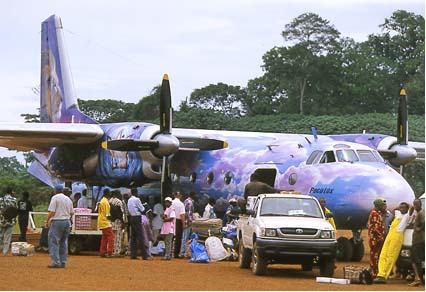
[0,0,424,126]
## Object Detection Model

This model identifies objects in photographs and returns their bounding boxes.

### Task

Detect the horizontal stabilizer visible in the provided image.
[178,137,228,151]
[28,160,63,187]
[0,123,104,151]
[102,139,159,151]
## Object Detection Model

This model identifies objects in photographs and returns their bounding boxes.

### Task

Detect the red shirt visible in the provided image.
[368,208,384,247]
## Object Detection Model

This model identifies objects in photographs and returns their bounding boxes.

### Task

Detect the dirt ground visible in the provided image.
[0,250,423,291]
[1,230,422,291]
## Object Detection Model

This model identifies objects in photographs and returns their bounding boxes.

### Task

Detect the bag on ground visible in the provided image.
[189,233,209,263]
[205,236,229,261]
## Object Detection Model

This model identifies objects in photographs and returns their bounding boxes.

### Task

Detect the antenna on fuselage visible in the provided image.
[311,127,318,140]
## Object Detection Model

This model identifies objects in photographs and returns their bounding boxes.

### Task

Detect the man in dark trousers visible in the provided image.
[18,191,33,242]
[244,172,277,200]
[127,188,152,261]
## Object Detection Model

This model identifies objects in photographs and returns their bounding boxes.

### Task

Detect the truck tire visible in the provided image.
[252,241,267,276]
[238,240,252,269]
[301,262,313,271]
[68,237,82,255]
[319,257,335,277]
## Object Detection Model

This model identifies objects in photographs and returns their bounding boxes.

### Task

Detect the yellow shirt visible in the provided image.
[97,197,111,229]
[325,207,337,230]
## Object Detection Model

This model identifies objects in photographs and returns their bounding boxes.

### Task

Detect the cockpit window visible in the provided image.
[357,150,379,162]
[336,149,359,162]
[319,151,336,163]
[306,150,323,165]
[372,150,385,163]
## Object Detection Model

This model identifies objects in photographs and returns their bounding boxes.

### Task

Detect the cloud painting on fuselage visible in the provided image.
[0,15,423,236]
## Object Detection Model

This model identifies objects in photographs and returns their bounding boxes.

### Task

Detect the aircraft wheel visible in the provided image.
[350,238,365,262]
[336,237,353,262]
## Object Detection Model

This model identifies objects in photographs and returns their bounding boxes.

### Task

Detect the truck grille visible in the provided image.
[280,228,318,235]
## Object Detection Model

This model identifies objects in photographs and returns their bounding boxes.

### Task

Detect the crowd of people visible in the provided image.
[0,183,424,287]
[367,197,424,287]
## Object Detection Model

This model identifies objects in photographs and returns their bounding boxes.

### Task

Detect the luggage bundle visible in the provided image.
[191,218,222,238]
[11,242,35,256]
[343,266,373,284]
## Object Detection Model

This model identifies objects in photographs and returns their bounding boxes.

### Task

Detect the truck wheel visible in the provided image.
[350,238,364,262]
[68,237,82,255]
[301,262,313,271]
[319,257,335,277]
[252,242,267,276]
[238,240,251,269]
[336,237,353,261]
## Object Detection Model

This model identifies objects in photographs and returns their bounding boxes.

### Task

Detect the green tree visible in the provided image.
[186,83,247,117]
[78,99,135,123]
[132,85,161,121]
[366,10,425,114]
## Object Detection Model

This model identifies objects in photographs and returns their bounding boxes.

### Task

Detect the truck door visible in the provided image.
[245,197,260,249]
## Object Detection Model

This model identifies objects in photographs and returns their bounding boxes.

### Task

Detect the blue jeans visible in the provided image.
[0,225,13,255]
[179,226,192,256]
[48,220,71,266]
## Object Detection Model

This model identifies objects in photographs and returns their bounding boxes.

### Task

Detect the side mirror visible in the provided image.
[325,212,333,219]
[246,209,255,216]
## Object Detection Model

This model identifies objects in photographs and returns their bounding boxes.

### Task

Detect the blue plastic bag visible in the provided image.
[189,233,210,263]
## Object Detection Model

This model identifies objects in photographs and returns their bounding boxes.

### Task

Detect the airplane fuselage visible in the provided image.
[43,122,415,230]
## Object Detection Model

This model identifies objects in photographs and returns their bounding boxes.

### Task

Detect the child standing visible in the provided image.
[160,197,176,260]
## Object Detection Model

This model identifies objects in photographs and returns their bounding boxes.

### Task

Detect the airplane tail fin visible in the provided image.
[40,15,97,124]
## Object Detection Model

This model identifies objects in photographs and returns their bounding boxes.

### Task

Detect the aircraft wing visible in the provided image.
[0,123,104,151]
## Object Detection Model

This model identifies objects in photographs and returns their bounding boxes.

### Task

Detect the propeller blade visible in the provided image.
[160,74,172,134]
[101,139,159,151]
[397,89,408,145]
[160,156,173,202]
[178,137,228,151]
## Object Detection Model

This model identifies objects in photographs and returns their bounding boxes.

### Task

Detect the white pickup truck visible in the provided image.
[237,192,337,276]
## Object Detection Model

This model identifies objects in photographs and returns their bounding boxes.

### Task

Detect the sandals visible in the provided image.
[408,280,421,287]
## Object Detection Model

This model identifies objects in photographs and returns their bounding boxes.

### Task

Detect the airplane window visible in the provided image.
[336,149,359,162]
[319,151,336,163]
[357,150,377,162]
[372,150,385,163]
[190,172,197,183]
[306,150,322,165]
[207,172,214,185]
[224,171,232,185]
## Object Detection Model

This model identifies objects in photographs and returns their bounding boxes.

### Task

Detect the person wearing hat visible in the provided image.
[367,197,386,278]
[44,185,73,268]
[223,197,241,225]
[160,197,176,260]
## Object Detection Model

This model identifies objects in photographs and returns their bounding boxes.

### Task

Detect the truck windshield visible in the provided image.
[260,197,323,218]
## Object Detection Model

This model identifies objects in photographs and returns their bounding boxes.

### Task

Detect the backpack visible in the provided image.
[0,197,18,221]
[110,204,123,222]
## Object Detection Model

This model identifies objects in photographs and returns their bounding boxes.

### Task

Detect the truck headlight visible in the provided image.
[265,229,277,237]
[400,249,411,257]
[320,230,334,239]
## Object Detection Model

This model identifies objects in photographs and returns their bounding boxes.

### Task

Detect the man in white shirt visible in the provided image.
[172,192,185,259]
[45,185,74,268]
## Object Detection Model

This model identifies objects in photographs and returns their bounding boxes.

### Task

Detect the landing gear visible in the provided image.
[336,229,364,262]
[336,237,353,261]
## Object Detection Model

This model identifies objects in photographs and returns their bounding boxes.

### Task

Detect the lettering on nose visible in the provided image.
[309,187,334,194]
